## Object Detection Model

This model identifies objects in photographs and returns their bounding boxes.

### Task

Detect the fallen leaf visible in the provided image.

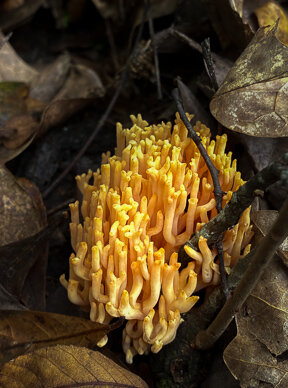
[0,345,148,388]
[30,53,71,104]
[252,209,288,266]
[0,167,47,309]
[224,255,288,387]
[38,98,96,136]
[0,311,124,368]
[242,136,288,171]
[255,1,288,45]
[0,166,46,246]
[202,0,253,50]
[210,24,288,137]
[0,0,43,31]
[0,283,27,311]
[53,63,105,100]
[0,31,38,82]
[0,212,65,310]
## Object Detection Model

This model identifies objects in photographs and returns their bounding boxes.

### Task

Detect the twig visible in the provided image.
[181,153,288,265]
[43,2,150,199]
[148,0,162,99]
[105,19,119,71]
[172,29,202,53]
[47,197,75,215]
[195,194,288,349]
[201,38,218,92]
[172,88,229,296]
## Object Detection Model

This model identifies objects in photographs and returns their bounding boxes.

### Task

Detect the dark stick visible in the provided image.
[196,195,288,349]
[172,88,229,297]
[148,2,162,99]
[43,2,150,199]
[201,38,218,92]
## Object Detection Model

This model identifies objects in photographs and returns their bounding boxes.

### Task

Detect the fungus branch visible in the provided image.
[195,193,288,349]
[173,88,229,297]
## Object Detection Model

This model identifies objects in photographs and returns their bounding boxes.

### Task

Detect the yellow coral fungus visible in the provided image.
[61,113,253,363]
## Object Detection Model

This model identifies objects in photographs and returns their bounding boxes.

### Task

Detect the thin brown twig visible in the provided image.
[148,1,162,99]
[105,19,119,71]
[201,37,218,92]
[43,2,150,199]
[195,194,288,349]
[172,88,229,297]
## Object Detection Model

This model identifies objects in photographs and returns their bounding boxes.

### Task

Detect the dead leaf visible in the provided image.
[242,136,288,171]
[30,53,71,103]
[0,0,43,31]
[0,82,40,163]
[202,0,253,50]
[53,63,105,100]
[38,98,95,136]
[0,167,47,309]
[252,209,288,266]
[0,345,148,388]
[0,283,27,311]
[0,31,38,82]
[224,255,288,387]
[255,1,288,45]
[0,212,64,309]
[0,310,124,368]
[210,24,288,137]
[0,166,46,245]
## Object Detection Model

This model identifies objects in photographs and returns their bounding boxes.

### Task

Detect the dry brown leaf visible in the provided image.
[0,345,148,388]
[30,53,71,103]
[224,255,288,387]
[0,31,38,82]
[210,24,288,137]
[0,167,47,309]
[0,310,123,368]
[0,166,46,245]
[255,1,288,45]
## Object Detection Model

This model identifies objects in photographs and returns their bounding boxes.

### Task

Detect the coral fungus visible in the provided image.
[61,113,253,363]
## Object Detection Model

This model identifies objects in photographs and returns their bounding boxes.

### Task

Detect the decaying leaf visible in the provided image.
[202,0,253,50]
[210,24,288,137]
[0,345,148,388]
[0,31,38,82]
[0,310,123,367]
[255,1,288,45]
[0,212,64,310]
[252,209,288,266]
[224,255,288,387]
[0,167,47,309]
[0,166,46,245]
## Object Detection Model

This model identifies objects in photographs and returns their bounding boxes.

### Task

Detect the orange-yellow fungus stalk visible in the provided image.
[61,113,253,363]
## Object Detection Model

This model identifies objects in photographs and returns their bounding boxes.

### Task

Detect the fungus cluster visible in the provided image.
[61,113,253,363]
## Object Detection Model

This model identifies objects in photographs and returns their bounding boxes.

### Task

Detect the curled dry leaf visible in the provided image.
[255,1,288,45]
[224,255,288,387]
[0,310,123,368]
[210,24,288,137]
[0,345,148,388]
